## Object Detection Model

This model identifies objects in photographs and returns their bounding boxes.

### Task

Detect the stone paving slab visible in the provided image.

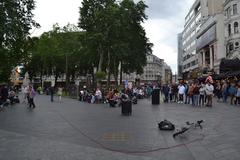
[0,94,240,159]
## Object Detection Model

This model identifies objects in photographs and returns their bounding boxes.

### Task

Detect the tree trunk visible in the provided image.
[98,45,103,72]
[120,61,122,87]
[65,53,69,88]
[113,59,118,87]
[107,48,111,89]
[54,73,58,87]
[40,66,43,88]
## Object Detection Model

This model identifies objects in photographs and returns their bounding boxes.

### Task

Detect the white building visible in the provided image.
[122,54,167,84]
[224,0,240,59]
[177,33,183,79]
[196,2,225,74]
[181,0,226,78]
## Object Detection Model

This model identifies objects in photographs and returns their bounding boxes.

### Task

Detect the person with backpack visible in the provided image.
[29,86,36,109]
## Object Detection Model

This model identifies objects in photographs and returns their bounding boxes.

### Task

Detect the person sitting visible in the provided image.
[109,91,119,107]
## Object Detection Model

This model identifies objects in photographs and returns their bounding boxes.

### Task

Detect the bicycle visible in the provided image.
[173,120,204,138]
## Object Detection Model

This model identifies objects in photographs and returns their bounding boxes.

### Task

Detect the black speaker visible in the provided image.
[152,89,160,105]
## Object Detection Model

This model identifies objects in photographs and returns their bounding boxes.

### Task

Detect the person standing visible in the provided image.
[192,83,200,106]
[199,83,205,106]
[235,84,240,105]
[28,86,36,109]
[23,86,29,104]
[178,84,185,104]
[49,86,54,102]
[205,81,214,107]
[57,86,63,102]
[222,81,228,103]
[228,83,237,105]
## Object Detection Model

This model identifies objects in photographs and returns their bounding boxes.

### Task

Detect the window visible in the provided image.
[234,22,239,33]
[233,4,238,15]
[228,24,232,36]
[226,7,231,18]
[235,42,239,49]
[229,43,234,51]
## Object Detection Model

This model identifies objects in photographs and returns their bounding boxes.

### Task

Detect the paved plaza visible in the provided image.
[0,95,240,160]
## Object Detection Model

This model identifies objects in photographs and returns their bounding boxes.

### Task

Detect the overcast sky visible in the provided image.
[32,0,195,73]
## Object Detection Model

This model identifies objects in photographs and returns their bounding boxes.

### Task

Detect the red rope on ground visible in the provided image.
[57,111,206,154]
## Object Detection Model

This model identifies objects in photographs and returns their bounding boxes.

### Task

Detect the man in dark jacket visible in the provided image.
[49,86,54,102]
[162,84,170,103]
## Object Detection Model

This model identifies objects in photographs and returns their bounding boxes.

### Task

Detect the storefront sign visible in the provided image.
[196,24,216,50]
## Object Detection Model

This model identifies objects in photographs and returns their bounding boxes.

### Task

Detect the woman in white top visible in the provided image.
[57,86,63,101]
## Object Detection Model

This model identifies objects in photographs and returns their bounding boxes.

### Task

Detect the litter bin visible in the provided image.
[121,100,132,115]
[152,89,160,105]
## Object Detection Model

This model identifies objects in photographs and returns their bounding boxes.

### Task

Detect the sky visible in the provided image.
[32,0,196,73]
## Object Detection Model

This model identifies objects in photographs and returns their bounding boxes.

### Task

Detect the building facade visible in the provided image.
[181,0,226,79]
[224,0,240,59]
[196,3,225,75]
[121,54,168,84]
[177,33,183,79]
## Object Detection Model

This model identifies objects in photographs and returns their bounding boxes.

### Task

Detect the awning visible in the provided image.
[220,58,240,74]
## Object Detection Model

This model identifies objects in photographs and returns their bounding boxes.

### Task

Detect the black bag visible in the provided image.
[158,120,175,131]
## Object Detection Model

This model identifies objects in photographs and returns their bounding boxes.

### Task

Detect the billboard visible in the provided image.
[196,24,216,51]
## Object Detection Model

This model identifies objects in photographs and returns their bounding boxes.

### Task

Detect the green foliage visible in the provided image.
[27,24,91,85]
[95,71,106,80]
[79,0,152,84]
[0,0,39,82]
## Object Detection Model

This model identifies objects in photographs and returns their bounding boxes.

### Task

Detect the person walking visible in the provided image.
[28,86,36,109]
[205,81,214,107]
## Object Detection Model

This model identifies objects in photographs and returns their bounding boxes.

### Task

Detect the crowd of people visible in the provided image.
[78,85,152,107]
[161,76,240,107]
[0,85,20,110]
[1,75,240,111]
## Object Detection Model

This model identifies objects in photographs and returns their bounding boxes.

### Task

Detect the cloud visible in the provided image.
[144,0,186,19]
[32,0,82,36]
[142,0,196,72]
[32,0,196,73]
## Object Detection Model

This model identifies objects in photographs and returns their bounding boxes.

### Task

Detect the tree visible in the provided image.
[0,0,39,82]
[79,0,152,88]
[27,24,89,87]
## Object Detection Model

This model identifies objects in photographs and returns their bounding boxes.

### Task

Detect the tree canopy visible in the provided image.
[79,0,152,86]
[0,0,39,82]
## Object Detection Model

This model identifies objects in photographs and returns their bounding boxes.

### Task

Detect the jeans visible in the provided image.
[199,95,204,106]
[51,94,54,102]
[29,98,35,108]
[223,92,228,103]
[193,95,199,106]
